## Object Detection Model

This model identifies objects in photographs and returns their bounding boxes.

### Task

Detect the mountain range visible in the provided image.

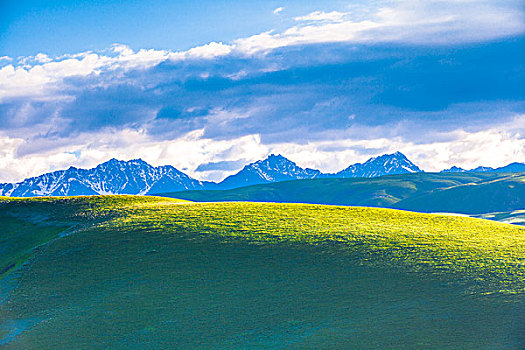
[0,152,523,197]
[0,159,210,197]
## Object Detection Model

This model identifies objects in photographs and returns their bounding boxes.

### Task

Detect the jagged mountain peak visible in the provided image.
[267,154,285,162]
[337,151,421,178]
[441,166,467,173]
[0,158,204,197]
[367,151,408,162]
[254,154,292,165]
[239,154,300,174]
[128,158,150,165]
[497,163,525,172]
[471,166,494,172]
[255,154,299,168]
[100,158,122,165]
[218,154,321,189]
[267,153,286,159]
[97,158,151,167]
[4,152,522,198]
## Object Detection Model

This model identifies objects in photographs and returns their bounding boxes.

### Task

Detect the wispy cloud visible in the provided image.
[0,56,13,65]
[2,115,524,183]
[273,7,284,15]
[294,11,348,23]
[235,0,524,53]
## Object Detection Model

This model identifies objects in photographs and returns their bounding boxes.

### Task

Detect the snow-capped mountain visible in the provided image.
[0,159,208,197]
[217,154,322,189]
[441,166,467,173]
[3,153,522,197]
[441,165,492,173]
[335,152,422,178]
[470,166,495,172]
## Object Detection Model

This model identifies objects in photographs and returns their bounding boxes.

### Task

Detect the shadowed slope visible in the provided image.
[158,172,501,206]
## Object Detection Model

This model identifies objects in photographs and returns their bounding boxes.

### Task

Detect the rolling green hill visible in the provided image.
[1,196,524,348]
[157,172,525,217]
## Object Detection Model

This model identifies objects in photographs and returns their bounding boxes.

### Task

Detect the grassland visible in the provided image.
[1,196,524,348]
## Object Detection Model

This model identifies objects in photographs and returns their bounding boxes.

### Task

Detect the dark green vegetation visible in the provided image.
[1,196,524,349]
[159,172,525,217]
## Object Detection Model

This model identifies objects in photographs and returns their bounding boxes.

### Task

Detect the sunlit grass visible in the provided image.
[104,200,525,295]
[3,195,522,294]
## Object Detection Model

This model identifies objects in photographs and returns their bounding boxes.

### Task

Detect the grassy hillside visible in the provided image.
[158,172,524,217]
[1,196,524,348]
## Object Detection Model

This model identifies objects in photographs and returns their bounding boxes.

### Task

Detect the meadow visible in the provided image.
[1,196,524,348]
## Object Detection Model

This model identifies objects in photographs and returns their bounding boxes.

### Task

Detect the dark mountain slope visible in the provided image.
[394,174,525,214]
[161,172,502,208]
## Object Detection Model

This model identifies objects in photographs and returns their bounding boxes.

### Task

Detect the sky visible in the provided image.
[0,0,524,182]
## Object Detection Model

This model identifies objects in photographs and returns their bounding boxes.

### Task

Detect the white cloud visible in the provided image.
[295,11,348,23]
[234,20,380,54]
[262,121,525,174]
[1,1,522,101]
[0,42,238,101]
[235,0,524,53]
[34,53,52,63]
[0,128,268,183]
[169,42,233,61]
[1,115,523,183]
[408,114,525,171]
[0,53,112,101]
[0,56,13,65]
[110,45,169,69]
[273,7,284,15]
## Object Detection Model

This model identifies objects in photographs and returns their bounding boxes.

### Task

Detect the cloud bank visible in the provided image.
[0,0,524,182]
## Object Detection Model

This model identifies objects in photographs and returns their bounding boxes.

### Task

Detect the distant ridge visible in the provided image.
[441,166,467,173]
[161,172,525,217]
[441,162,525,174]
[1,152,524,197]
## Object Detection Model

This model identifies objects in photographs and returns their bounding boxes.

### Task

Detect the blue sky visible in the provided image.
[0,0,347,57]
[0,0,524,182]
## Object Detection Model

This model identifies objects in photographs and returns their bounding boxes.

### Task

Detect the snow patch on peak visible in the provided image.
[337,151,421,178]
[1,158,203,197]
